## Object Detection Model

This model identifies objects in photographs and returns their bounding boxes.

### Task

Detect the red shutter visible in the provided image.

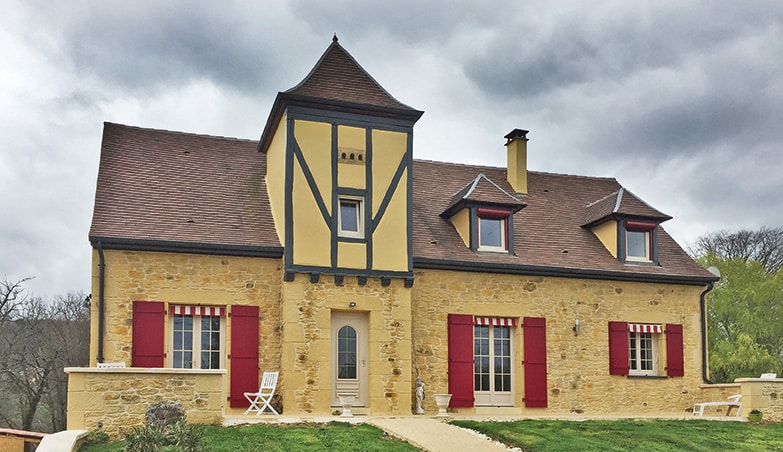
[131,301,165,367]
[666,323,684,377]
[229,305,260,408]
[448,314,474,408]
[608,321,629,375]
[523,317,547,408]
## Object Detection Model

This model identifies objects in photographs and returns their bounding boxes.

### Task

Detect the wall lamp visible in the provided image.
[349,302,357,309]
[572,319,579,334]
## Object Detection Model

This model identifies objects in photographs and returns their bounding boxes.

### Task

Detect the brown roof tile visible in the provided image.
[286,37,416,111]
[90,123,280,250]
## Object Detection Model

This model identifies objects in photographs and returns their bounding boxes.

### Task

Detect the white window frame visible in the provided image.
[169,313,226,370]
[625,229,651,262]
[628,331,659,376]
[477,216,507,252]
[338,196,364,239]
[473,324,515,406]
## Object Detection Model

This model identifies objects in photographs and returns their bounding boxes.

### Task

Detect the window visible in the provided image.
[624,221,656,262]
[609,322,684,377]
[476,208,511,252]
[169,306,225,370]
[474,323,514,406]
[338,197,364,238]
[629,330,659,376]
[337,326,357,379]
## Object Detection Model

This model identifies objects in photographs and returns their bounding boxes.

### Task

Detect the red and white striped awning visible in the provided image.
[169,305,226,317]
[629,323,661,334]
[474,317,517,327]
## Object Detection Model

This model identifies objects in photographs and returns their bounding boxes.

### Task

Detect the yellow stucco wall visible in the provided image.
[66,368,225,439]
[592,220,618,257]
[370,129,409,272]
[265,117,287,245]
[337,125,366,190]
[89,249,283,379]
[337,241,366,269]
[449,208,471,247]
[411,269,706,415]
[280,276,412,415]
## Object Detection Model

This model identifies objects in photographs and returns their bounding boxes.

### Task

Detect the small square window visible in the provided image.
[338,197,363,238]
[478,217,506,251]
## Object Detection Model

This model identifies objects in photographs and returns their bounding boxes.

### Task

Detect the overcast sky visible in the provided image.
[1,1,781,298]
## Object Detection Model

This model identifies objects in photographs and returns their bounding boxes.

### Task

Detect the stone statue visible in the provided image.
[415,377,425,414]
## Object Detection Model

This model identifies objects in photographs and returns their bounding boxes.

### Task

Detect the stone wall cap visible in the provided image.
[65,367,227,375]
[734,377,783,383]
[699,383,741,389]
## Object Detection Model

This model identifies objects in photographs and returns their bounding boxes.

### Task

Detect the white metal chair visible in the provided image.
[244,371,279,415]
[761,373,777,379]
[693,394,742,417]
[97,361,126,368]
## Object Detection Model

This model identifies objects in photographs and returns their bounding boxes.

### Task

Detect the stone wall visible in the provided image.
[66,367,225,439]
[411,269,707,415]
[737,378,783,421]
[280,275,412,415]
[90,249,283,382]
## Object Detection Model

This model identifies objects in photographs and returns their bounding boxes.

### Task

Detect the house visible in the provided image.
[68,37,720,435]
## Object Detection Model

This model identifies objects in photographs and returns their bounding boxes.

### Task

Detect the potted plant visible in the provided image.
[748,409,763,423]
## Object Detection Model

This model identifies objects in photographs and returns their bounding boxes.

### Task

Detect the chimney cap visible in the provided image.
[504,128,529,144]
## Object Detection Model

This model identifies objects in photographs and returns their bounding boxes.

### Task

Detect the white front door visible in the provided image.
[474,324,515,406]
[331,311,368,407]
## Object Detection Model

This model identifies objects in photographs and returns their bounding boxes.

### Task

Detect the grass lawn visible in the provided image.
[79,421,419,452]
[451,419,783,452]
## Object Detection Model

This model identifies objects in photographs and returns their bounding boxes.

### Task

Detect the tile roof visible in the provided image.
[583,187,672,226]
[412,160,714,282]
[286,36,418,112]
[443,173,527,217]
[90,123,281,252]
[91,122,715,283]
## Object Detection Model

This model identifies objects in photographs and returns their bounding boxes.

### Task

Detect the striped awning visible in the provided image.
[474,317,517,327]
[169,305,226,317]
[629,323,662,334]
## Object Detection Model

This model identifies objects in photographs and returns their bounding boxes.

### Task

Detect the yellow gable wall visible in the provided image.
[449,208,471,247]
[265,117,287,245]
[592,220,618,258]
[411,269,706,415]
[370,129,409,272]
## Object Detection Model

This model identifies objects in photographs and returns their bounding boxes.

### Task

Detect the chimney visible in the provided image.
[505,128,529,194]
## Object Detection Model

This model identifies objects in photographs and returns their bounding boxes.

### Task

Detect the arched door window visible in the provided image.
[337,326,357,379]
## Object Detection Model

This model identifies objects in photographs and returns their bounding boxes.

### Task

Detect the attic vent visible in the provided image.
[338,148,365,165]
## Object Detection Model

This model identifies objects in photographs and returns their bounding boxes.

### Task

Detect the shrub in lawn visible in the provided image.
[124,421,205,452]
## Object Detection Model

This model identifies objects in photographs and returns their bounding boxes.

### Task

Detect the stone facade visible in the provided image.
[91,249,283,374]
[280,275,412,415]
[65,368,225,439]
[412,268,706,415]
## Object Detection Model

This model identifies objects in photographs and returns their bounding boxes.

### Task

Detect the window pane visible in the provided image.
[340,201,359,232]
[479,218,503,248]
[627,230,649,258]
[337,326,357,379]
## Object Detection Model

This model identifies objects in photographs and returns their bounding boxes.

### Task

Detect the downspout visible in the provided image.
[700,281,715,384]
[96,241,106,364]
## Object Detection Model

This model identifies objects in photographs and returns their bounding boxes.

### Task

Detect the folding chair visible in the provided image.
[97,361,126,368]
[244,371,279,415]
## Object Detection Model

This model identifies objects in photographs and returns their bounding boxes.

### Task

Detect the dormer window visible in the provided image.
[623,221,657,264]
[477,208,511,253]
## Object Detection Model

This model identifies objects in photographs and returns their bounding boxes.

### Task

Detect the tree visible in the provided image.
[693,228,783,383]
[0,278,90,432]
[692,227,783,273]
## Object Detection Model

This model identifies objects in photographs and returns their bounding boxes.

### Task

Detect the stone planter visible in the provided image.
[748,411,763,423]
[433,394,452,418]
[337,394,355,417]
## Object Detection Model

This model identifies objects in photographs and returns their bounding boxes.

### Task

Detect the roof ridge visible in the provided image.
[414,158,618,182]
[104,122,256,143]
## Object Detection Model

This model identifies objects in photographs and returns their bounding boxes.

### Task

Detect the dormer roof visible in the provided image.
[583,187,672,227]
[442,173,527,218]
